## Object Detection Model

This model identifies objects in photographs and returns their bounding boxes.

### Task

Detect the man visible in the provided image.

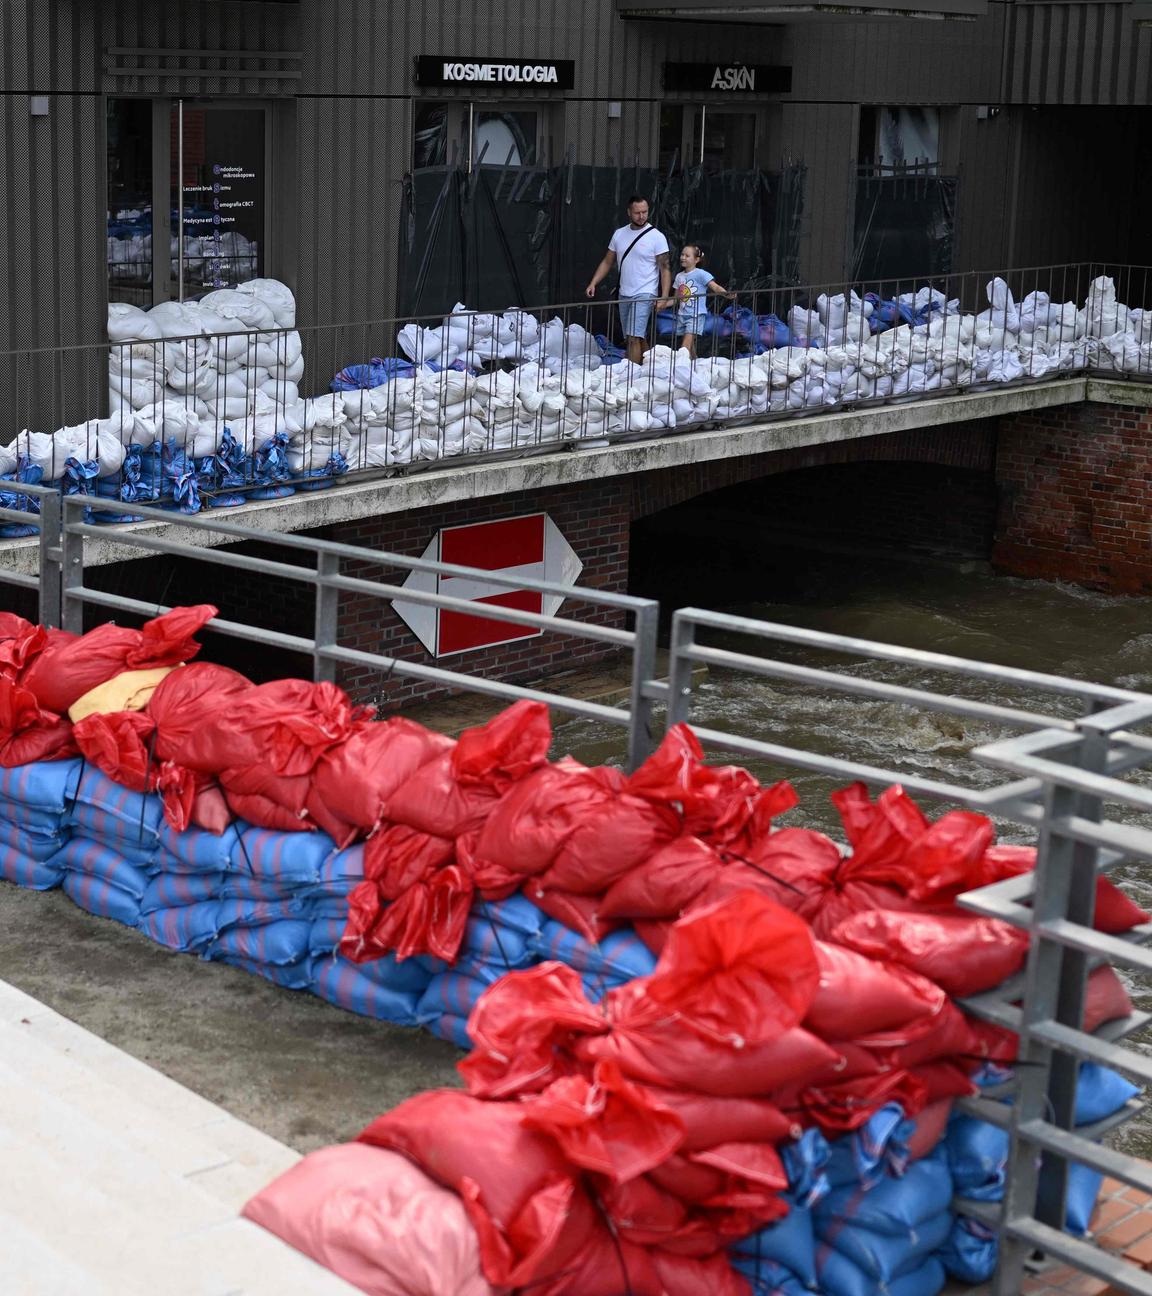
[585,195,671,366]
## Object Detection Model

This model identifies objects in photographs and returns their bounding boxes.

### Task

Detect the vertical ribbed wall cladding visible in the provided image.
[1005,2,1152,105]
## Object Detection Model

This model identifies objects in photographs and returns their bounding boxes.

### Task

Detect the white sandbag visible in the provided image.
[199,288,277,331]
[235,278,296,328]
[108,370,164,410]
[132,401,200,446]
[147,300,207,340]
[108,302,163,344]
[303,394,348,433]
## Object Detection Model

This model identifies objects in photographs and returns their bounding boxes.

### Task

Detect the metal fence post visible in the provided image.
[313,550,339,684]
[665,610,697,728]
[993,720,1106,1295]
[36,490,62,629]
[59,496,85,635]
[626,600,660,771]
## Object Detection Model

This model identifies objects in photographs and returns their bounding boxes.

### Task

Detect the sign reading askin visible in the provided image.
[414,56,576,89]
[662,63,792,93]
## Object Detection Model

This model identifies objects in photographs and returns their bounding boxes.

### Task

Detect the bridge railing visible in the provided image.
[1,260,1149,519]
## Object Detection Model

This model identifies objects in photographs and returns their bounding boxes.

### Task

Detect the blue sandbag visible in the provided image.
[216,953,312,990]
[219,874,305,903]
[939,1217,999,1285]
[728,1254,810,1295]
[423,1012,473,1049]
[0,847,66,890]
[140,871,227,913]
[824,1210,952,1282]
[311,958,422,1025]
[1067,1160,1105,1235]
[731,1199,818,1288]
[232,825,337,884]
[416,970,494,1024]
[318,844,366,886]
[817,1223,949,1296]
[459,910,535,968]
[1076,1063,1140,1125]
[946,1114,1007,1195]
[138,902,223,953]
[297,883,358,917]
[479,892,546,936]
[0,798,69,834]
[309,917,346,956]
[67,803,160,865]
[824,1103,913,1189]
[69,766,164,838]
[0,816,69,862]
[61,871,142,926]
[331,357,415,391]
[313,951,433,996]
[216,897,310,929]
[157,821,243,873]
[208,919,313,966]
[817,1152,953,1236]
[528,922,657,981]
[0,758,82,811]
[783,1128,832,1207]
[55,838,152,899]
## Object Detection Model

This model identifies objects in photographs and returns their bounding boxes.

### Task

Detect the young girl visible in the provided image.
[671,245,734,358]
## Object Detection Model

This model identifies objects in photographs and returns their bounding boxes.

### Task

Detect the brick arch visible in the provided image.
[629,419,998,520]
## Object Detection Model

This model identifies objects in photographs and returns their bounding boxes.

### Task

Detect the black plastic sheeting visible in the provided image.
[397,163,798,320]
[852,174,958,284]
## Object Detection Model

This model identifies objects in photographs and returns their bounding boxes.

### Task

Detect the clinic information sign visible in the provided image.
[414,56,576,89]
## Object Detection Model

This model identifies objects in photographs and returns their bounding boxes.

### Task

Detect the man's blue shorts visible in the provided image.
[619,295,655,340]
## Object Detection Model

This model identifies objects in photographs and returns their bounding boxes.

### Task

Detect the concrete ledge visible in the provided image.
[0,376,1088,574]
[1085,377,1152,408]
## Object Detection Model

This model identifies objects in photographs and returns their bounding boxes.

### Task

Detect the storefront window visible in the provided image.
[659,106,756,173]
[859,106,940,174]
[107,99,153,305]
[171,105,265,298]
[475,110,538,165]
[414,104,449,168]
[412,104,543,171]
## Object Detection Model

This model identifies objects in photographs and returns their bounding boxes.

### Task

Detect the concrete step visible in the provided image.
[0,977,358,1294]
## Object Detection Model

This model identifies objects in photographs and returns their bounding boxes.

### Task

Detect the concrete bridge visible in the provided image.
[2,372,1149,706]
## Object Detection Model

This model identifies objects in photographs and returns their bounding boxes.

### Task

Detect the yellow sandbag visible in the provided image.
[68,666,176,723]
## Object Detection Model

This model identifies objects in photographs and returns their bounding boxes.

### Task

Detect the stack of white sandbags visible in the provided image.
[105,278,304,462]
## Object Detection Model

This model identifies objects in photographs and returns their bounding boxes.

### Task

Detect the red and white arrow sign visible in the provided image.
[394,513,583,656]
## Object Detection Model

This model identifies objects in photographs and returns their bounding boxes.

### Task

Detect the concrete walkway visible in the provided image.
[0,974,358,1295]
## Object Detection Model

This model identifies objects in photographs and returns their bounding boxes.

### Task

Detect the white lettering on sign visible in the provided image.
[711,65,756,90]
[442,61,560,83]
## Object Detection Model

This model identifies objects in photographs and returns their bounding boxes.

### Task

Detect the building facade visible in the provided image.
[2,0,1150,353]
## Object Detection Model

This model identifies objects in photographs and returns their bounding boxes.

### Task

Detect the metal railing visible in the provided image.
[18,490,659,771]
[2,260,1150,520]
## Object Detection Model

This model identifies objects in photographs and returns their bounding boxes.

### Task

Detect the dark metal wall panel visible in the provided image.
[778,102,857,284]
[950,108,1015,272]
[1005,3,1152,105]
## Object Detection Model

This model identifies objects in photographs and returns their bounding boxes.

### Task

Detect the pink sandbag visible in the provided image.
[22,605,217,715]
[242,1142,497,1296]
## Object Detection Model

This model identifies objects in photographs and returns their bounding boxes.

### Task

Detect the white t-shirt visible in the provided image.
[609,223,669,299]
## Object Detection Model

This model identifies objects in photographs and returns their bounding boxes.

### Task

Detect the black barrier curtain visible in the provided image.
[852,174,958,283]
[398,163,794,320]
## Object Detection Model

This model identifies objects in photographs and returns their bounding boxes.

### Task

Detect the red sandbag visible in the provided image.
[650,1248,753,1296]
[902,809,996,901]
[221,762,314,825]
[0,676,75,767]
[911,1062,978,1104]
[795,1068,929,1134]
[173,677,368,780]
[223,788,316,834]
[1085,964,1134,1032]
[460,962,608,1100]
[830,908,1030,998]
[645,893,820,1044]
[365,823,456,898]
[731,826,847,919]
[379,749,503,840]
[537,791,680,896]
[635,919,674,957]
[861,997,980,1069]
[831,781,930,886]
[804,941,945,1040]
[906,1097,957,1159]
[523,881,620,944]
[349,864,475,964]
[22,605,216,715]
[358,1091,592,1292]
[155,762,231,834]
[241,1142,499,1296]
[73,710,157,792]
[520,1060,685,1183]
[628,723,797,852]
[634,1087,801,1151]
[148,662,254,765]
[0,613,47,680]
[308,718,453,844]
[452,699,552,793]
[599,836,725,921]
[526,1222,665,1296]
[579,981,842,1096]
[471,760,629,879]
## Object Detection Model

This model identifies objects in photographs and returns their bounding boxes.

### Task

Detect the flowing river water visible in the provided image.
[558,541,1152,1153]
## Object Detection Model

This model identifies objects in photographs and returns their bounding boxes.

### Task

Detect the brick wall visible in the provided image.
[994,402,1152,594]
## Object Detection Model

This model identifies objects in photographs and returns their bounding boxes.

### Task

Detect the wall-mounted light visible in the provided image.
[29,96,49,117]
[607,101,622,119]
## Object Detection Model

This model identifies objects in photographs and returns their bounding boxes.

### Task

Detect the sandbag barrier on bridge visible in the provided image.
[1,263,1151,522]
[1,597,1152,1294]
